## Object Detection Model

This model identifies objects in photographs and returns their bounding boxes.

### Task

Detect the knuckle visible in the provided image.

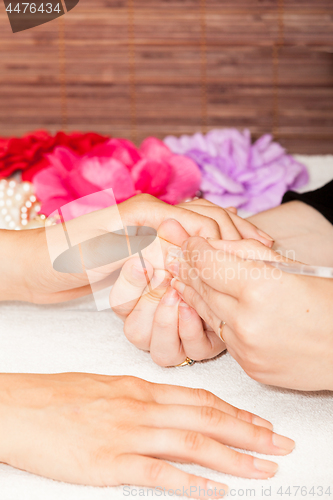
[235,408,253,424]
[120,375,150,393]
[150,350,173,367]
[200,406,223,427]
[192,388,216,408]
[144,460,165,482]
[183,431,205,453]
[124,318,150,346]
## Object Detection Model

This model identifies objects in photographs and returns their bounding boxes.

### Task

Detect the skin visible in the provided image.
[0,194,287,493]
[167,237,333,391]
[114,200,333,388]
[0,373,296,495]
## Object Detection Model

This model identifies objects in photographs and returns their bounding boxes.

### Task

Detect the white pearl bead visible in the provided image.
[6,199,12,207]
[9,180,16,189]
[5,215,11,222]
[9,221,15,229]
[15,194,22,202]
[21,207,28,213]
[21,220,28,226]
[26,201,32,208]
[6,189,14,197]
[1,208,7,215]
[23,183,31,192]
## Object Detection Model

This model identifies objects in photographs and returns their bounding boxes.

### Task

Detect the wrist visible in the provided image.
[0,229,34,301]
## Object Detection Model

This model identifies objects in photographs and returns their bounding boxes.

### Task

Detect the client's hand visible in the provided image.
[3,194,273,305]
[167,238,333,391]
[0,373,295,495]
[110,200,273,366]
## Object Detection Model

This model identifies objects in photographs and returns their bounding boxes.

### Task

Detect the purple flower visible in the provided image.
[164,129,309,213]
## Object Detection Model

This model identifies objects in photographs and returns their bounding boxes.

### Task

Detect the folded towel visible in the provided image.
[0,155,332,499]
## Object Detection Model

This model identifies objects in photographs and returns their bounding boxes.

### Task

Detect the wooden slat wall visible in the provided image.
[0,0,332,153]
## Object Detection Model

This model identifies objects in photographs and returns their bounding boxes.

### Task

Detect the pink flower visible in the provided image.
[33,137,201,218]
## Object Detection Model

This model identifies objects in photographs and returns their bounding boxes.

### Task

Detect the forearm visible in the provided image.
[248,201,333,266]
[0,230,32,301]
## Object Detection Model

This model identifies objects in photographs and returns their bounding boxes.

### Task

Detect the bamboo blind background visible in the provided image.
[0,0,332,153]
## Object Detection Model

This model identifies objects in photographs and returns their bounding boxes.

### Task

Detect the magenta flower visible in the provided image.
[33,137,201,218]
[164,129,309,213]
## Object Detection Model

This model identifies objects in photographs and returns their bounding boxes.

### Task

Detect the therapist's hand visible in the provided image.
[167,237,333,391]
[0,373,295,495]
[110,200,273,366]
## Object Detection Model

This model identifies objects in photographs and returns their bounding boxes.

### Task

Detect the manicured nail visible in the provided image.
[272,433,295,453]
[179,301,192,320]
[252,415,274,431]
[167,261,180,277]
[161,288,180,306]
[257,229,274,242]
[253,458,278,475]
[206,481,229,498]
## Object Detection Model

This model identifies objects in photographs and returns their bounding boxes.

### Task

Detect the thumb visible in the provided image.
[157,218,190,247]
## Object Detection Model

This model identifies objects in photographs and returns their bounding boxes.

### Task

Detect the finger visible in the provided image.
[226,206,238,214]
[168,236,259,298]
[110,257,154,319]
[178,203,242,240]
[157,218,190,248]
[172,278,233,338]
[207,238,286,262]
[142,403,295,456]
[149,287,185,367]
[179,199,273,245]
[226,212,274,247]
[178,301,226,360]
[134,428,279,479]
[124,270,172,350]
[114,454,228,499]
[150,382,273,431]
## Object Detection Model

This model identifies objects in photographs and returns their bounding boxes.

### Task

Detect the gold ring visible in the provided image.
[219,321,226,343]
[176,357,195,367]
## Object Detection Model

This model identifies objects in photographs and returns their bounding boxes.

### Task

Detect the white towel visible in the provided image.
[0,155,333,499]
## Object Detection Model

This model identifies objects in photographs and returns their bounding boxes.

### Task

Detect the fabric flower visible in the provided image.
[164,129,309,213]
[33,137,201,218]
[0,130,109,181]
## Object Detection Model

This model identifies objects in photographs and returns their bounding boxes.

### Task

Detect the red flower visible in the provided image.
[0,130,109,181]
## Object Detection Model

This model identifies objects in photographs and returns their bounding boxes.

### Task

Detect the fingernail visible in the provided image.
[167,261,180,277]
[252,415,274,431]
[257,229,274,242]
[253,458,278,475]
[272,433,295,453]
[179,301,192,320]
[161,288,180,306]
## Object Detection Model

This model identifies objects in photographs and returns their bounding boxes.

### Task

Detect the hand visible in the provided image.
[0,373,295,495]
[110,200,273,365]
[0,194,232,304]
[167,238,333,391]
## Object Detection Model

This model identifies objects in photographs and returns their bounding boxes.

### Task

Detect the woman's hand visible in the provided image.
[109,200,273,365]
[110,255,226,366]
[0,194,273,305]
[0,373,295,495]
[167,238,333,391]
